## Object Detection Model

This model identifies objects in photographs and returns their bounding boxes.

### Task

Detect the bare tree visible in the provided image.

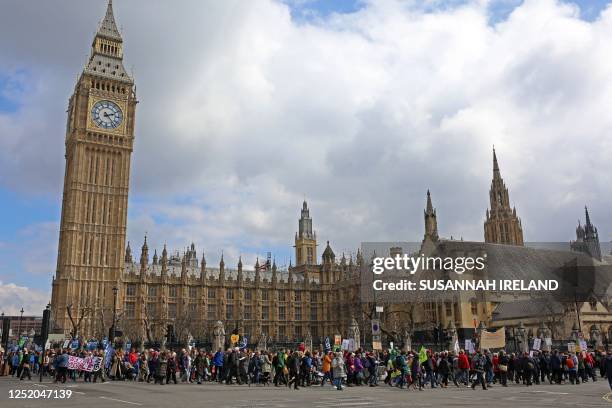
[66,303,91,339]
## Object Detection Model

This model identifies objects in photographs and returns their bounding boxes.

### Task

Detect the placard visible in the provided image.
[532,338,541,351]
[480,327,505,349]
[465,339,474,353]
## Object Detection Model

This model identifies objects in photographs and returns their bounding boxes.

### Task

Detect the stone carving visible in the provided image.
[537,322,552,351]
[348,317,360,351]
[256,331,267,351]
[590,324,603,349]
[516,322,528,353]
[304,330,313,351]
[447,321,458,352]
[402,326,412,352]
[570,322,580,342]
[213,320,225,351]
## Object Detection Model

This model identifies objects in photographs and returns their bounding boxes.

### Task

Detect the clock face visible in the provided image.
[91,100,123,129]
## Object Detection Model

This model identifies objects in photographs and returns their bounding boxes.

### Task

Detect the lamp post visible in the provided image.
[1,312,5,351]
[17,307,24,340]
[40,303,51,382]
[111,287,118,344]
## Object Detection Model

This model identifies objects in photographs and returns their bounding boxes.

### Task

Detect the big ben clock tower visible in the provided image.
[51,0,136,336]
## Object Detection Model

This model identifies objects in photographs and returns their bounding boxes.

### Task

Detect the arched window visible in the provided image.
[470,298,478,315]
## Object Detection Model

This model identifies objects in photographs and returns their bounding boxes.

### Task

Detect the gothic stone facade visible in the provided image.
[120,233,362,344]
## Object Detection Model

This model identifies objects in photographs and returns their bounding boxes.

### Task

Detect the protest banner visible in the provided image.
[480,327,505,349]
[67,355,102,372]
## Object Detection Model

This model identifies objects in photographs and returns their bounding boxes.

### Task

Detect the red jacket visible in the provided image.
[458,353,470,369]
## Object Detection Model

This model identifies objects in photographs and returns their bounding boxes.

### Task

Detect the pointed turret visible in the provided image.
[219,252,225,281]
[181,253,188,281]
[585,206,594,231]
[97,0,122,41]
[140,236,149,267]
[295,200,317,265]
[200,251,207,283]
[484,148,524,245]
[125,241,132,263]
[493,147,500,176]
[423,190,439,242]
[255,258,261,283]
[322,241,335,264]
[237,256,243,282]
[576,221,585,240]
[84,0,131,82]
[152,249,158,265]
[571,206,601,260]
[161,244,168,279]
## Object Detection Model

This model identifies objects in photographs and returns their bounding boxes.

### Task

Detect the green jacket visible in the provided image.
[277,352,286,368]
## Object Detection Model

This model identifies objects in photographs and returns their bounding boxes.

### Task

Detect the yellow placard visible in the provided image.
[230,334,239,344]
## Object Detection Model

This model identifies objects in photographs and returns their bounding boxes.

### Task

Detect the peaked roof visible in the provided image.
[97,0,122,42]
[426,189,434,214]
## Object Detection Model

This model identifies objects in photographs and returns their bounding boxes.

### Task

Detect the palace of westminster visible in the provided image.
[50,1,611,345]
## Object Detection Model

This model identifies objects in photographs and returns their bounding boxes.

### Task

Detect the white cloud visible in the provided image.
[0,0,611,280]
[0,281,49,315]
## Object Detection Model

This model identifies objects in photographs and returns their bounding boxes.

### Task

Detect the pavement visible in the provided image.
[1,376,611,408]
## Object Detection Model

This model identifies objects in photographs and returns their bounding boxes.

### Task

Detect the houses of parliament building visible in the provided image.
[51,1,610,345]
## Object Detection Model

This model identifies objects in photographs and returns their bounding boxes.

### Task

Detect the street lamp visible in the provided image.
[1,312,5,350]
[17,307,24,339]
[111,287,118,343]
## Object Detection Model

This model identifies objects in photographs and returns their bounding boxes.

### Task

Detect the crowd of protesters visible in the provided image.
[2,346,612,392]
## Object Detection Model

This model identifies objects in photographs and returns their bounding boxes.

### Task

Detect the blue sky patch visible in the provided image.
[0,70,28,113]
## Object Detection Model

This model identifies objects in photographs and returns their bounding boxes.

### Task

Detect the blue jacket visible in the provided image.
[213,351,224,367]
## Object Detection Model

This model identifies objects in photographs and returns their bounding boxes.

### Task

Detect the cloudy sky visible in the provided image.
[1,0,611,314]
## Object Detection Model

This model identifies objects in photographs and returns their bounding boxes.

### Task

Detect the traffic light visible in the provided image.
[41,307,50,344]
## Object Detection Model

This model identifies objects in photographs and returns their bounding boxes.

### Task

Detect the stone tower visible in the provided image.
[570,206,602,261]
[423,190,439,242]
[484,148,523,245]
[50,0,136,336]
[295,200,317,265]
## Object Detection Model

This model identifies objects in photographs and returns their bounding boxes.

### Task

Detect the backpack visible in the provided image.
[566,357,574,369]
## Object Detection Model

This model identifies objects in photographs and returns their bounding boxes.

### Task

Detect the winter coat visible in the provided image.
[332,357,346,379]
[262,355,272,373]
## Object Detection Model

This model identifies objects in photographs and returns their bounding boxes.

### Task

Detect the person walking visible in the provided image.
[19,352,31,380]
[332,352,346,391]
[498,350,509,387]
[471,351,487,390]
[321,351,333,386]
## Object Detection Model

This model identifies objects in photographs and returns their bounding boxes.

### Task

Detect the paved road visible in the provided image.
[1,376,611,408]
